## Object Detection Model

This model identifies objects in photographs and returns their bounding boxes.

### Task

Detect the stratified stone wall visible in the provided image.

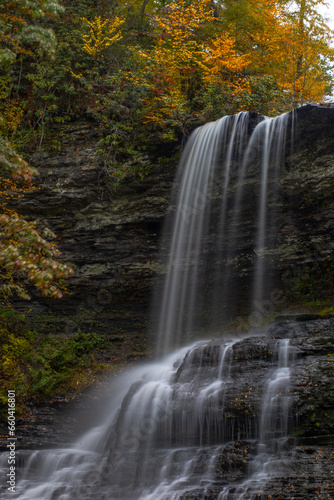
[11,105,334,345]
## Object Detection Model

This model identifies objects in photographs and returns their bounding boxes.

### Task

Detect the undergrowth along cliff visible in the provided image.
[0,308,114,418]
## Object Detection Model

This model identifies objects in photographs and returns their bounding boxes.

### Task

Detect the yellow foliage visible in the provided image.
[0,74,11,100]
[0,101,25,134]
[0,75,25,139]
[278,16,333,104]
[200,32,250,82]
[138,0,250,128]
[70,70,83,80]
[153,0,214,42]
[225,0,334,106]
[81,15,124,57]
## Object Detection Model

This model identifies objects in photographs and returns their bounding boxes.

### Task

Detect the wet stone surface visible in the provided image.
[0,315,332,499]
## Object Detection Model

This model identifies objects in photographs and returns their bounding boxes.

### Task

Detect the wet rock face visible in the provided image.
[166,316,333,445]
[11,105,334,340]
[12,121,178,343]
[175,316,334,499]
[1,316,332,499]
[106,316,332,499]
[152,105,334,332]
[276,105,334,295]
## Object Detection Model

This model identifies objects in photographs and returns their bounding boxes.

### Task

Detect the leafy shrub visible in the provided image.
[0,309,111,418]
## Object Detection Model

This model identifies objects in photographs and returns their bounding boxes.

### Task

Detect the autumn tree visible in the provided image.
[284,0,334,104]
[0,0,64,137]
[134,0,250,136]
[1,0,333,191]
[125,0,332,128]
[0,0,73,302]
[221,0,334,111]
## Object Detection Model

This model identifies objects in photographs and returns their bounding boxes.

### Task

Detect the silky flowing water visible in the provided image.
[0,111,297,499]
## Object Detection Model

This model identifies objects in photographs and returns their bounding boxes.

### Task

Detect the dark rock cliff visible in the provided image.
[13,121,178,356]
[11,105,334,353]
[185,315,334,499]
[151,105,334,335]
[2,106,333,496]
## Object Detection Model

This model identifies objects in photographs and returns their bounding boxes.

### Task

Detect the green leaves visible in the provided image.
[0,0,64,67]
[0,310,110,415]
[11,0,64,19]
[41,0,65,16]
[0,48,16,69]
[0,135,34,180]
[19,25,57,56]
[0,213,73,300]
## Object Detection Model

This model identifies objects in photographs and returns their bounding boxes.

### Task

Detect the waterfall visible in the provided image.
[250,115,289,306]
[154,113,251,356]
[0,111,297,500]
[153,111,291,355]
[218,339,294,499]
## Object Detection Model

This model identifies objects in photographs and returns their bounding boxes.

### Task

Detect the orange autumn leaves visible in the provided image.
[233,0,333,105]
[136,0,333,127]
[152,0,248,80]
[138,0,249,128]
